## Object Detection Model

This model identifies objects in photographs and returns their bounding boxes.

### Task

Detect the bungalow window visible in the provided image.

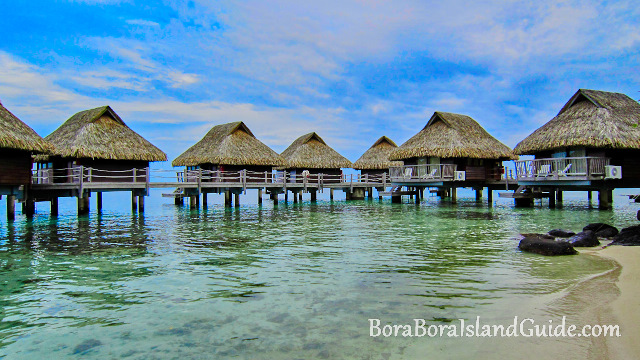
[568,147,586,158]
[551,148,567,158]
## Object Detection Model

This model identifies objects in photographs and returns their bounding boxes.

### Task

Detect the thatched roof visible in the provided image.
[0,102,52,153]
[514,89,640,155]
[172,121,285,167]
[390,112,517,161]
[353,136,403,169]
[280,132,352,169]
[41,106,166,161]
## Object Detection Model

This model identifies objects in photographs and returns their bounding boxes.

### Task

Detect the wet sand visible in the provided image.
[590,245,640,360]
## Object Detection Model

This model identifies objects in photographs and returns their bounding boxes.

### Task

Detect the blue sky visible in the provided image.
[1,0,639,165]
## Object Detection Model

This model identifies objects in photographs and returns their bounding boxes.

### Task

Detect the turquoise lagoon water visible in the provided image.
[0,190,638,359]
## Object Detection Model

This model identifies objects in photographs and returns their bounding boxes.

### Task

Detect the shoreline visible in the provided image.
[588,245,640,360]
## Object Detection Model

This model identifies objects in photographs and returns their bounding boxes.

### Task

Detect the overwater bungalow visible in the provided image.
[280,132,352,184]
[172,121,285,181]
[353,136,402,180]
[36,106,166,184]
[0,102,52,218]
[389,112,516,184]
[513,89,640,208]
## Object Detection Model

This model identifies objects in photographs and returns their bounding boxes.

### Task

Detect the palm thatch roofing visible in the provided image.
[41,106,166,161]
[280,132,352,169]
[0,102,52,153]
[389,112,517,161]
[514,89,640,155]
[172,121,285,167]
[353,136,403,170]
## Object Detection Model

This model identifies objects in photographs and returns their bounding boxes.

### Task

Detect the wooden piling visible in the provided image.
[451,187,457,204]
[298,192,302,202]
[234,192,240,207]
[175,196,183,206]
[6,195,15,221]
[549,190,556,209]
[284,190,289,203]
[487,189,493,206]
[132,193,138,212]
[202,192,207,207]
[293,191,298,204]
[224,190,231,207]
[556,189,563,204]
[330,188,334,201]
[51,197,59,216]
[97,192,103,212]
[79,195,90,215]
[599,189,613,210]
[138,196,144,212]
[24,197,35,218]
[190,196,197,208]
[310,190,317,202]
[258,189,263,205]
[475,188,482,202]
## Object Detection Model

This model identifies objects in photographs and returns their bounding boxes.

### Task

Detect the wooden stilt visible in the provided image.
[51,197,59,216]
[273,191,278,206]
[284,190,289,203]
[234,192,240,207]
[132,193,138,212]
[24,197,35,218]
[475,188,482,202]
[298,192,302,202]
[190,195,197,208]
[293,191,298,203]
[79,195,90,215]
[330,188,334,201]
[202,192,207,207]
[549,190,556,209]
[310,190,317,202]
[138,196,144,212]
[556,189,563,204]
[599,189,613,210]
[451,188,457,204]
[97,192,103,212]
[175,196,183,206]
[7,195,15,221]
[588,191,593,203]
[224,190,231,207]
[487,189,493,206]
[258,189,263,205]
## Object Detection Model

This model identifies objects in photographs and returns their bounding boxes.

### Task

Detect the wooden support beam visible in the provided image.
[298,192,302,202]
[549,190,556,209]
[202,192,207,207]
[24,198,35,218]
[51,197,59,217]
[175,196,183,206]
[475,188,482,202]
[330,188,334,201]
[284,190,289,203]
[234,192,240,207]
[599,189,612,210]
[79,195,90,215]
[556,189,563,204]
[224,190,231,208]
[6,195,15,221]
[451,187,457,204]
[138,196,144,212]
[258,189,262,205]
[310,190,317,202]
[190,195,197,208]
[132,192,138,212]
[97,192,103,212]
[487,189,493,206]
[293,191,298,203]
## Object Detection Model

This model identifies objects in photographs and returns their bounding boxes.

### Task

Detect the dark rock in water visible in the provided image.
[548,229,575,238]
[73,339,102,354]
[520,233,555,240]
[518,236,578,256]
[583,223,619,238]
[565,230,600,247]
[637,210,640,221]
[611,225,640,246]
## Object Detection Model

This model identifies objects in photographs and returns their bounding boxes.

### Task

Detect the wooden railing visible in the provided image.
[514,157,610,181]
[33,167,391,189]
[388,164,457,182]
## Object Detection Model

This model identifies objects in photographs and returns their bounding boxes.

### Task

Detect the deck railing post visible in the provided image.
[303,172,307,192]
[350,174,353,192]
[88,167,92,183]
[265,171,268,184]
[383,172,387,189]
[133,168,137,183]
[284,171,287,191]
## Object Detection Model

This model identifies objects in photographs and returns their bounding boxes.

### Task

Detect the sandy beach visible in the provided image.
[590,245,640,359]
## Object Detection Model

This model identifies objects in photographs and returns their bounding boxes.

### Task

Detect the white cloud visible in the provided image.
[126,19,161,27]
